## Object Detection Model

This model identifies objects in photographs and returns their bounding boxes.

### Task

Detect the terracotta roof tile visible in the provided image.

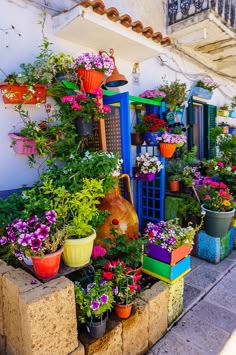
[80,0,171,46]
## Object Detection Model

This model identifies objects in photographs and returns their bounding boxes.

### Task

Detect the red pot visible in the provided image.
[31,247,63,280]
[76,69,104,93]
[159,143,177,158]
[169,180,180,192]
[0,83,47,104]
[114,303,133,319]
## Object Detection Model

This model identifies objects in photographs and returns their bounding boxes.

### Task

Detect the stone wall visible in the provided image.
[0,261,184,355]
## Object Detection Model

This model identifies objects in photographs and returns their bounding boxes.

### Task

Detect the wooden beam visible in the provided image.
[195,38,233,52]
[206,43,236,55]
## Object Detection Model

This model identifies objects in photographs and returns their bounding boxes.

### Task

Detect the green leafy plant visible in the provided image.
[231,96,236,110]
[199,180,235,212]
[158,80,187,109]
[74,270,114,323]
[195,77,218,92]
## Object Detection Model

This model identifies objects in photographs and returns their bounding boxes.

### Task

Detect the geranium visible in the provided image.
[139,89,166,99]
[142,114,169,132]
[61,88,111,123]
[102,260,141,305]
[74,270,114,323]
[157,133,187,144]
[73,52,115,76]
[134,152,163,176]
[143,219,201,252]
[0,210,64,258]
[199,180,235,212]
[195,77,218,92]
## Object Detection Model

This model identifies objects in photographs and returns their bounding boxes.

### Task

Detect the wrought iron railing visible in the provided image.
[168,0,236,28]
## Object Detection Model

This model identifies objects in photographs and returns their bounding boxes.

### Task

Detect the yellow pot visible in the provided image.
[62,229,96,267]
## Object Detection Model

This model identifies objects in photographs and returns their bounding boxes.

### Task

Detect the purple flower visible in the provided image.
[30,237,42,252]
[100,279,106,286]
[35,225,50,240]
[31,279,38,285]
[113,286,119,295]
[86,282,95,292]
[8,232,17,243]
[44,210,57,224]
[14,250,23,259]
[15,221,28,233]
[100,294,109,304]
[168,237,176,245]
[90,300,100,310]
[18,233,32,246]
[26,215,38,227]
[0,236,7,245]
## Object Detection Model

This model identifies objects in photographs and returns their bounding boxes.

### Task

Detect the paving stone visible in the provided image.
[191,301,236,333]
[225,265,236,277]
[227,249,236,260]
[205,283,236,312]
[201,258,236,273]
[171,312,230,354]
[218,276,236,295]
[220,330,236,355]
[190,256,208,270]
[183,284,204,310]
[148,331,205,355]
[184,265,221,290]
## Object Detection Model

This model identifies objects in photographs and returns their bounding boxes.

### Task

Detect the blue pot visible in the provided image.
[145,104,160,115]
[144,131,162,145]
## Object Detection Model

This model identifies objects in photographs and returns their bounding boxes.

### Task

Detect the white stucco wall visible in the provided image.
[0,0,236,191]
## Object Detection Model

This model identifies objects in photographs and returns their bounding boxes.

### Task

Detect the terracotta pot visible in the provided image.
[169,180,180,192]
[0,83,47,104]
[114,303,133,319]
[31,247,63,280]
[159,143,177,158]
[76,69,104,93]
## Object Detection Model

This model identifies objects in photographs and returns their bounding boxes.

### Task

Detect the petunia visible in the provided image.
[100,294,109,304]
[18,233,32,246]
[90,300,100,310]
[0,236,7,245]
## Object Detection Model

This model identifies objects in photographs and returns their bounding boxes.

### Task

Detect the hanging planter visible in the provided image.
[145,104,160,115]
[31,247,63,280]
[8,133,38,155]
[76,69,104,94]
[131,132,145,146]
[74,117,93,136]
[144,131,162,145]
[191,86,213,100]
[0,83,47,104]
[159,143,177,158]
[132,167,155,182]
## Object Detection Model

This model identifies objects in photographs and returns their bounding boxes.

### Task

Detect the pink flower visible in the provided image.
[219,182,227,189]
[71,102,82,110]
[92,245,106,258]
[61,95,75,103]
[103,105,111,113]
[218,162,224,168]
[205,194,211,200]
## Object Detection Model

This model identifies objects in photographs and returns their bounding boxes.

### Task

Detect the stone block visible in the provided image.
[0,334,6,354]
[167,278,184,326]
[0,261,14,336]
[140,281,169,347]
[220,231,230,260]
[19,276,78,355]
[2,268,41,354]
[197,230,221,263]
[122,298,149,354]
[68,342,85,355]
[79,315,122,355]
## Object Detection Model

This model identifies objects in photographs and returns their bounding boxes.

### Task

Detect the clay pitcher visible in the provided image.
[95,174,139,247]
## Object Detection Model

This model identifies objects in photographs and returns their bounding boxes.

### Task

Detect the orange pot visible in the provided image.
[169,180,180,192]
[76,69,104,93]
[159,143,177,158]
[31,247,63,280]
[0,83,47,104]
[114,303,133,319]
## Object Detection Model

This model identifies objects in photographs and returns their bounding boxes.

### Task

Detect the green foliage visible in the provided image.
[133,122,147,133]
[0,193,25,229]
[158,80,187,108]
[74,270,114,323]
[177,194,202,225]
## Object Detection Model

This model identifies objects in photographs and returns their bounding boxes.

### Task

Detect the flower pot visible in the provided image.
[31,247,63,280]
[217,110,229,117]
[144,131,162,146]
[86,316,107,339]
[132,167,155,182]
[8,133,37,155]
[0,83,47,104]
[159,143,177,158]
[147,243,191,266]
[145,104,160,115]
[229,110,236,118]
[74,117,93,136]
[76,69,104,93]
[191,86,213,100]
[169,180,180,192]
[131,132,145,146]
[62,229,96,267]
[114,303,133,319]
[201,205,235,238]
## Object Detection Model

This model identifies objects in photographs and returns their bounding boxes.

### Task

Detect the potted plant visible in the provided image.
[142,114,169,145]
[157,133,187,158]
[132,152,164,182]
[139,89,166,114]
[158,80,187,110]
[229,96,236,117]
[102,260,140,319]
[47,52,75,81]
[61,89,111,136]
[218,104,229,117]
[191,77,218,100]
[74,270,114,338]
[73,52,115,93]
[0,210,65,279]
[143,218,202,265]
[199,180,235,238]
[131,121,147,146]
[168,174,182,192]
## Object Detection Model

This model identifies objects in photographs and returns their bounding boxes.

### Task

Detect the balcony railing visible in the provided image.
[168,0,236,28]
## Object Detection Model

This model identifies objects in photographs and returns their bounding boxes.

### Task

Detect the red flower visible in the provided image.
[133,234,139,240]
[149,231,154,238]
[112,218,119,225]
[231,166,236,171]
[219,182,227,189]
[128,284,135,292]
[102,271,113,280]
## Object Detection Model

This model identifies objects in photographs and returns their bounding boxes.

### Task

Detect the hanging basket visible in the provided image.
[0,83,47,104]
[76,69,104,93]
[74,117,93,136]
[159,143,177,158]
[131,133,145,146]
[8,133,38,155]
[191,86,213,100]
[144,131,162,146]
[132,167,155,182]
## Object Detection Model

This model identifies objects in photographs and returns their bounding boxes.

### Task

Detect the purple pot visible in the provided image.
[132,168,155,182]
[147,243,171,263]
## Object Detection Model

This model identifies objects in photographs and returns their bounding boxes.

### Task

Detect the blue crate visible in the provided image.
[191,86,213,100]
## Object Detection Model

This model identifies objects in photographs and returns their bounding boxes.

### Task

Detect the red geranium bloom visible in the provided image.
[102,271,113,280]
[112,218,119,225]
